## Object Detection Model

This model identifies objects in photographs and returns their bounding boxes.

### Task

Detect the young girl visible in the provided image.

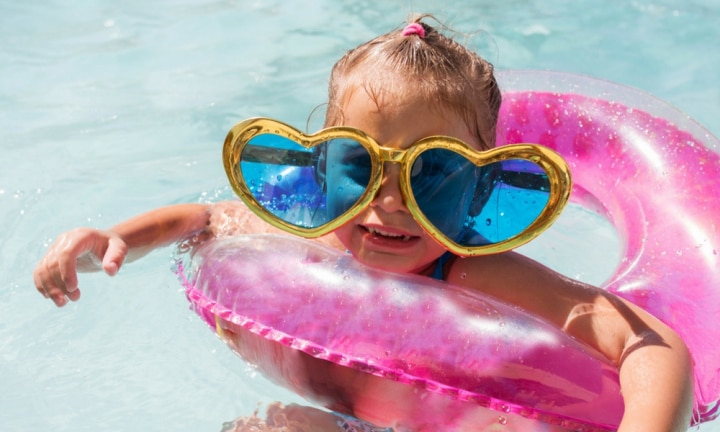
[33,17,693,432]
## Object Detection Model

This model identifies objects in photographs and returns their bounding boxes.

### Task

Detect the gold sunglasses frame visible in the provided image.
[223,117,572,256]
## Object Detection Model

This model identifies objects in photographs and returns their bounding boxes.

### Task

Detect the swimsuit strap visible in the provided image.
[431,251,453,281]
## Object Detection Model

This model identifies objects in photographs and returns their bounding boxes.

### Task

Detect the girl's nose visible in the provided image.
[370,163,408,213]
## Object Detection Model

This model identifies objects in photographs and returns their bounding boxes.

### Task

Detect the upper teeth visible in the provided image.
[368,227,411,241]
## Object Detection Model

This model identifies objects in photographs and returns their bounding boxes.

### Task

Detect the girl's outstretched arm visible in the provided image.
[33,200,343,307]
[33,203,211,307]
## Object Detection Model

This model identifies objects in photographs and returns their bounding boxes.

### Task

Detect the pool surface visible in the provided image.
[1,0,719,431]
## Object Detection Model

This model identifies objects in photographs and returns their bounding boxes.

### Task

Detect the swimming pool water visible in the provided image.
[1,1,719,431]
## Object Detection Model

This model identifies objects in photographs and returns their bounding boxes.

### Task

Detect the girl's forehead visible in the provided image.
[337,78,446,122]
[338,84,477,149]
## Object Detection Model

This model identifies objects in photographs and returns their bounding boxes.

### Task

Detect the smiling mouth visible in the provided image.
[363,226,417,241]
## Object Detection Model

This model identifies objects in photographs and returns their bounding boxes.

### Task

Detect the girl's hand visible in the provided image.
[33,228,128,307]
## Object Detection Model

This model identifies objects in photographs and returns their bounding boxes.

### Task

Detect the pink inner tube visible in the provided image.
[177,71,720,430]
[180,235,624,431]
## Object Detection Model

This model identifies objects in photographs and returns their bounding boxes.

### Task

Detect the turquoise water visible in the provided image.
[1,1,719,431]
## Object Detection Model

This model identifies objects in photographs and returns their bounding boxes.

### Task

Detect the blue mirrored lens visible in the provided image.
[239,134,371,229]
[411,149,551,246]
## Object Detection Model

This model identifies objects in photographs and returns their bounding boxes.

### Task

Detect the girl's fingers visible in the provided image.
[56,246,80,294]
[32,257,71,307]
[34,229,129,307]
[33,228,108,306]
[32,264,50,299]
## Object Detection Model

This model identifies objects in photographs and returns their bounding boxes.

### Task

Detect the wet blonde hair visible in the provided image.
[325,15,501,150]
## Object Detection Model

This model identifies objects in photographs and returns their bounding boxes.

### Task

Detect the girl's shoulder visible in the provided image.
[445,251,593,328]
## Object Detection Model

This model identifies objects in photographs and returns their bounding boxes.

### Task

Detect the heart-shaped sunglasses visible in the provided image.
[223,118,571,256]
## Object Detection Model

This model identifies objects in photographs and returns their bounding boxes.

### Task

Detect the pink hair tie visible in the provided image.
[402,22,426,38]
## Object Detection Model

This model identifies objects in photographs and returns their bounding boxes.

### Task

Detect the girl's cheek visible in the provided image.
[332,223,356,252]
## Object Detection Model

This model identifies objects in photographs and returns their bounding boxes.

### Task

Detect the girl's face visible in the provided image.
[332,87,483,275]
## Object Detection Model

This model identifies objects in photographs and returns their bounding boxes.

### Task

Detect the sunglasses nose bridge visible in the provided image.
[376,147,408,164]
[369,148,413,213]
[375,147,411,184]
[374,146,412,189]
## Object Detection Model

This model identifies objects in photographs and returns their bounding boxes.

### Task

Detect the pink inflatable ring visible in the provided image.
[177,71,720,431]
